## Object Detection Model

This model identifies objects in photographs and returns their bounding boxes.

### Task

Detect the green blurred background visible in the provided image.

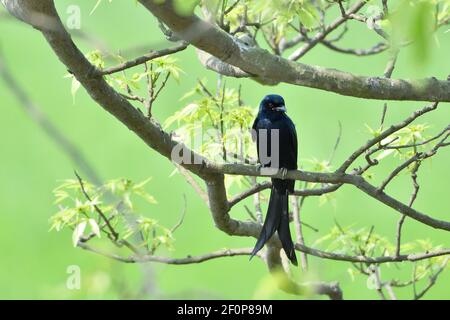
[0,1,448,299]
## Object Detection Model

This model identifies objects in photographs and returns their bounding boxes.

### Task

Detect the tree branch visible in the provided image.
[338,102,438,173]
[78,242,258,264]
[137,0,450,102]
[288,1,367,60]
[3,1,449,300]
[295,243,450,264]
[98,42,188,76]
[228,181,341,208]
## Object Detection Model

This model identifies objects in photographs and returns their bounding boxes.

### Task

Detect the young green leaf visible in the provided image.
[72,221,87,247]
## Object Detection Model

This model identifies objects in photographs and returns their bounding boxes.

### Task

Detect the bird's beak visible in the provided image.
[274,105,286,112]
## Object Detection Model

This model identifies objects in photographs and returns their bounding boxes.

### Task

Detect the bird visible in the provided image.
[250,94,298,266]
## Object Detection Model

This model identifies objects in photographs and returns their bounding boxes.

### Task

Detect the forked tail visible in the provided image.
[250,186,298,266]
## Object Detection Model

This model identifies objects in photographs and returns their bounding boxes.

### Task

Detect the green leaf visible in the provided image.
[365,123,382,138]
[90,0,113,15]
[86,50,105,69]
[72,221,87,247]
[70,77,81,103]
[347,268,357,281]
[90,0,103,15]
[88,219,101,238]
[410,1,434,63]
[389,0,435,65]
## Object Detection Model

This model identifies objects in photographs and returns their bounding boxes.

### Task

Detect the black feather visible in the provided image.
[250,186,282,258]
[250,94,298,266]
[277,189,298,266]
[250,185,298,265]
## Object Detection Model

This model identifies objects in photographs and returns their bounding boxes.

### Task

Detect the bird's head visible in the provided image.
[259,94,286,113]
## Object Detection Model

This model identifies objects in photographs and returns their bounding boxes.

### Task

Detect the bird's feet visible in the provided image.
[279,168,288,180]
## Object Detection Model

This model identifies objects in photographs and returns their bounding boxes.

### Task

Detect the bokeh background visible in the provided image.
[0,1,448,299]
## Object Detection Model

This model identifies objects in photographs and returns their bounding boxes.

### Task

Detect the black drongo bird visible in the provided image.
[250,94,298,266]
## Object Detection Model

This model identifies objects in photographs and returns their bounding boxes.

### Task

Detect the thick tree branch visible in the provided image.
[3,2,449,300]
[137,0,450,102]
[206,174,261,238]
[3,1,448,232]
[211,163,450,231]
[0,0,216,180]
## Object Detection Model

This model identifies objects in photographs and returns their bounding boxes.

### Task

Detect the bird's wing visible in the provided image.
[253,117,274,165]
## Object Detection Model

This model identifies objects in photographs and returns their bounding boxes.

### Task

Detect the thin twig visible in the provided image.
[175,164,209,205]
[294,243,450,264]
[338,102,439,173]
[171,194,187,233]
[292,196,308,271]
[98,42,188,76]
[79,242,259,264]
[289,1,367,60]
[414,258,449,300]
[74,171,119,240]
[328,121,343,164]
